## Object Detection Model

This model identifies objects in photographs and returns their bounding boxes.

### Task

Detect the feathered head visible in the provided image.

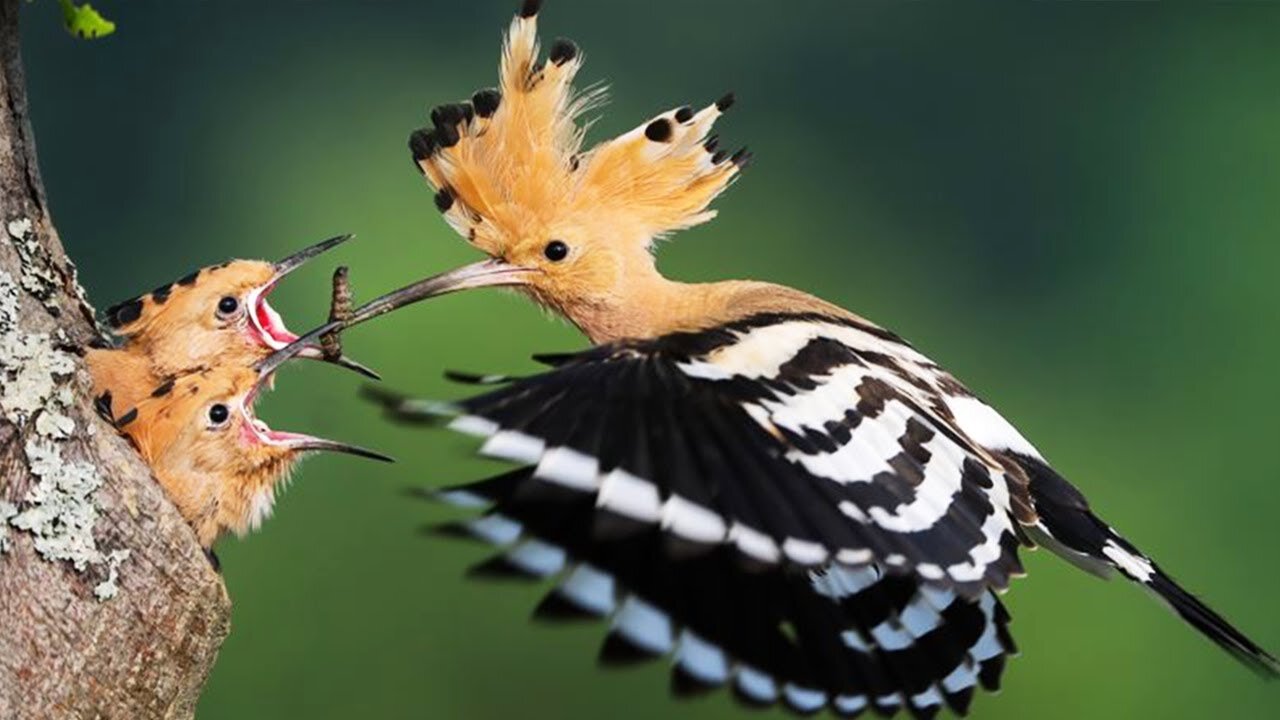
[114,332,390,547]
[387,0,747,340]
[100,235,375,379]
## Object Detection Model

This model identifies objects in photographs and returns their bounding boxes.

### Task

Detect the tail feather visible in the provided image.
[1011,451,1279,678]
[1143,555,1279,678]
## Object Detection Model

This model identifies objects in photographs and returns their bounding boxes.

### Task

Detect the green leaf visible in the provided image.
[58,0,116,40]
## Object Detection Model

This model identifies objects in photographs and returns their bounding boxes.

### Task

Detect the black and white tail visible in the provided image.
[1012,451,1279,678]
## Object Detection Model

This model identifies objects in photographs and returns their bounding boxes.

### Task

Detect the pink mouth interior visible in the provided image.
[254,295,300,348]
[241,282,326,446]
[241,379,312,446]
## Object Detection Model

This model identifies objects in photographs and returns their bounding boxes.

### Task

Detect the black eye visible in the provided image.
[216,296,239,316]
[543,240,569,262]
[208,404,229,425]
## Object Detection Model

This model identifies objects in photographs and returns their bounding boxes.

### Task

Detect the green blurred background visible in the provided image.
[18,1,1280,718]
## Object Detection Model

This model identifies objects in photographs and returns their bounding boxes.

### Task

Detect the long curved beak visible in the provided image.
[340,259,536,328]
[258,234,380,380]
[257,258,534,376]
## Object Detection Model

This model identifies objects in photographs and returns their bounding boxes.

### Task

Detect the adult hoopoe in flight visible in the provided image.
[356,1,1276,716]
[110,325,391,549]
[86,234,376,416]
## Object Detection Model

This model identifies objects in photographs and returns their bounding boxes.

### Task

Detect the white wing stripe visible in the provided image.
[534,446,600,490]
[897,590,945,638]
[971,593,1005,662]
[785,398,911,483]
[782,684,827,713]
[557,563,617,615]
[835,694,869,714]
[944,394,1043,460]
[865,434,966,533]
[505,540,567,577]
[480,430,545,464]
[661,494,728,544]
[613,596,674,654]
[688,320,934,380]
[945,509,1012,583]
[735,665,779,702]
[730,522,781,563]
[596,468,662,521]
[763,364,868,432]
[465,514,523,545]
[675,630,730,683]
[941,661,980,693]
[699,321,826,378]
[449,414,500,437]
[910,687,944,710]
[782,537,829,565]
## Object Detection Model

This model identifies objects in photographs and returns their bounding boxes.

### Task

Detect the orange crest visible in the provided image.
[408,2,746,257]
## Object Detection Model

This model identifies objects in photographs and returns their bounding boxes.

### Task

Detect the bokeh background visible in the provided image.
[18,1,1280,718]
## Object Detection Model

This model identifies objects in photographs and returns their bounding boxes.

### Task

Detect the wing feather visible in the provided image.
[420,467,1015,716]
[373,313,1031,595]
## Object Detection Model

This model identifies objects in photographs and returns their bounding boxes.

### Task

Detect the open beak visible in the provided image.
[338,259,537,329]
[247,234,382,380]
[248,323,394,463]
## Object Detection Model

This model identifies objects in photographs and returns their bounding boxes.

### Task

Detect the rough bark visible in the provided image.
[0,2,232,718]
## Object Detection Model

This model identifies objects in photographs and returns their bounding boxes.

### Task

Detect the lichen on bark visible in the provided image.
[0,2,229,714]
[0,255,127,598]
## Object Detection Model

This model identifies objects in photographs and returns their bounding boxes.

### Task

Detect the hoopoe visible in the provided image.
[354,1,1277,716]
[86,234,376,416]
[111,326,390,549]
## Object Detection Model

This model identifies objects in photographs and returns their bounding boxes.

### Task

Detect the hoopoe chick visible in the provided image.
[86,234,375,415]
[115,333,390,548]
[358,2,1277,716]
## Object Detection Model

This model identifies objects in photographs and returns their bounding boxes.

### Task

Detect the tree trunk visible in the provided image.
[0,2,232,718]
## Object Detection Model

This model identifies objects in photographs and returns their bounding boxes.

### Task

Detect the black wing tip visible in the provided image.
[530,351,577,367]
[532,591,603,623]
[466,554,542,582]
[360,383,403,406]
[360,384,451,424]
[400,486,436,502]
[444,369,516,386]
[944,686,975,716]
[422,521,481,542]
[669,667,720,699]
[597,632,662,667]
[977,655,1006,692]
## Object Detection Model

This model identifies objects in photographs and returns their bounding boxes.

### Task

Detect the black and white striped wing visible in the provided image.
[378,310,1279,708]
[399,313,1033,596]
[420,467,1015,717]
[369,312,1037,715]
